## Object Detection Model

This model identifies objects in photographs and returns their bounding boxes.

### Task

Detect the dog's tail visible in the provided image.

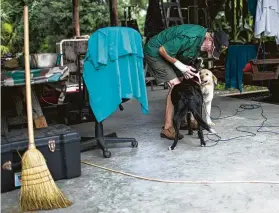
[191,108,211,132]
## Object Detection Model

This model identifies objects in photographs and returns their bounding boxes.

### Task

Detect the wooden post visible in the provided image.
[73,0,80,36]
[233,0,237,41]
[21,87,48,129]
[193,0,198,24]
[109,0,119,26]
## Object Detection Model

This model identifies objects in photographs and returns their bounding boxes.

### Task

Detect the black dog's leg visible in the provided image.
[169,113,181,150]
[169,102,187,150]
[197,106,206,147]
[198,125,206,147]
[187,112,193,135]
[169,103,185,150]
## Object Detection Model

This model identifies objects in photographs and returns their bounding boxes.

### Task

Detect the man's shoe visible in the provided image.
[160,128,184,140]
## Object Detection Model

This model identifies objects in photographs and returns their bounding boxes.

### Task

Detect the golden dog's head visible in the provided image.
[200,69,218,86]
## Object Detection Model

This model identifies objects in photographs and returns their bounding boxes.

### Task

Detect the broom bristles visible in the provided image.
[20,148,72,211]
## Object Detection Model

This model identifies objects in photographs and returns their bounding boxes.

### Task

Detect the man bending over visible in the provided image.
[144,24,229,140]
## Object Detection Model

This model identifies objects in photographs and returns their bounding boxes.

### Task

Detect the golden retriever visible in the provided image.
[200,69,218,126]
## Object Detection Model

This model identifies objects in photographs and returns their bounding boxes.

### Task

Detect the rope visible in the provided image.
[81,161,279,185]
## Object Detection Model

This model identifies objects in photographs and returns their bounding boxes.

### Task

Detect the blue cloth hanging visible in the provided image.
[225,45,257,92]
[248,0,257,17]
[83,27,149,122]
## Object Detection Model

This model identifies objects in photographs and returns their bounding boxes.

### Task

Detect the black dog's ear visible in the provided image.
[198,57,204,68]
[194,57,203,71]
[181,58,203,72]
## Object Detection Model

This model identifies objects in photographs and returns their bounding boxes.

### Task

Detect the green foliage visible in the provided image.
[212,0,277,45]
[130,0,148,9]
[2,23,13,34]
[31,0,111,52]
[211,0,255,43]
[211,11,231,35]
[1,0,148,55]
[117,0,148,35]
[1,22,13,54]
[1,0,111,55]
[1,0,25,55]
[215,82,266,91]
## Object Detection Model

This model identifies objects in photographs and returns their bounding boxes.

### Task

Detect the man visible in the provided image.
[144,24,229,140]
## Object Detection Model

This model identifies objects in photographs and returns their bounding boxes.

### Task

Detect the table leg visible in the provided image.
[21,87,48,128]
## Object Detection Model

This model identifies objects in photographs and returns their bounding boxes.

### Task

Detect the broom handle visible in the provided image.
[24,6,35,149]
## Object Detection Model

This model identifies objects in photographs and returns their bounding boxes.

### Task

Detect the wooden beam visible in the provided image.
[109,0,119,26]
[20,87,48,129]
[193,0,199,24]
[73,0,80,36]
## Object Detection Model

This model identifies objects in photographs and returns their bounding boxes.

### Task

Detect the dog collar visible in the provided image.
[191,78,201,85]
[201,82,210,86]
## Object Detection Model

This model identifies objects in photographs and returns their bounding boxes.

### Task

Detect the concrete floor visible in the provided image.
[1,87,279,213]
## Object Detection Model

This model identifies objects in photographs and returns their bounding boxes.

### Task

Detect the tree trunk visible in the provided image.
[109,0,119,26]
[73,0,80,36]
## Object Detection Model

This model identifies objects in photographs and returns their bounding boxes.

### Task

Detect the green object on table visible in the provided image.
[1,66,69,87]
[56,54,62,66]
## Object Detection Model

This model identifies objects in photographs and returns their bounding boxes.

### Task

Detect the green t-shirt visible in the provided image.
[144,24,207,61]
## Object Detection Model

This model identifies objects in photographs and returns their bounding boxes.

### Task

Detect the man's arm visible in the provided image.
[158,46,200,82]
[158,46,177,64]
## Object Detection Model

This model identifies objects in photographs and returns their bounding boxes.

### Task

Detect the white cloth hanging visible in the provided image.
[254,0,279,44]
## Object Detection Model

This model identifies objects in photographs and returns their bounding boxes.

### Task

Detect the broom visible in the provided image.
[19,6,72,211]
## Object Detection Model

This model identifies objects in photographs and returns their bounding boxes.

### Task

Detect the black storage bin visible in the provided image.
[1,124,81,193]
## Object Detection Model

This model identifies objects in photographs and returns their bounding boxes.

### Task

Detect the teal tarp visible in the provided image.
[83,27,149,122]
[225,45,257,92]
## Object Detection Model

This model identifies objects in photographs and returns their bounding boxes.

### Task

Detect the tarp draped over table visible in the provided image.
[83,27,149,123]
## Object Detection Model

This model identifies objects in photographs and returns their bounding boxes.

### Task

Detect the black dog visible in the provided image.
[169,58,212,150]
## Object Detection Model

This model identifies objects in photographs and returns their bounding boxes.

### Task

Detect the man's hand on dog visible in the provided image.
[183,70,201,84]
[174,60,201,83]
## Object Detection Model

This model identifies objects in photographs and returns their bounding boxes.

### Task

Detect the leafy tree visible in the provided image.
[29,0,111,52]
[1,0,111,55]
[1,0,25,55]
[1,0,148,55]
